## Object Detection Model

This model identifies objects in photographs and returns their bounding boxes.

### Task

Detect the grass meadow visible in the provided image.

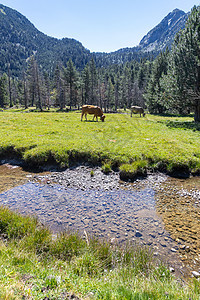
[0,109,200,178]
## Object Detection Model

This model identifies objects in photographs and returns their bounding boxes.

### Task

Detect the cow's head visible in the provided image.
[101,115,105,122]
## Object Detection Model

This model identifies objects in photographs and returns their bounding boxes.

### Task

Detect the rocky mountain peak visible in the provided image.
[138,8,189,52]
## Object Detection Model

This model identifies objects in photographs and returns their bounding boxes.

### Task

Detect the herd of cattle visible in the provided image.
[81,105,145,122]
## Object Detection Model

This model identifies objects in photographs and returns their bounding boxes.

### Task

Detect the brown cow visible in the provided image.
[81,105,105,122]
[131,106,145,117]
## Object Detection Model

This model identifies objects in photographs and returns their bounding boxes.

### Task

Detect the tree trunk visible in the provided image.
[194,99,200,122]
[23,72,28,109]
[8,64,13,107]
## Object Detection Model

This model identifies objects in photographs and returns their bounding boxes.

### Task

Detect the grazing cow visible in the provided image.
[130,106,145,117]
[81,105,105,122]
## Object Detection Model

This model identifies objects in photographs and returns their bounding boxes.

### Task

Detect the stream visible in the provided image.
[0,161,199,279]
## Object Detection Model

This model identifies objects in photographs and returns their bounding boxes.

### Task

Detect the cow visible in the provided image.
[130,106,145,117]
[81,105,105,122]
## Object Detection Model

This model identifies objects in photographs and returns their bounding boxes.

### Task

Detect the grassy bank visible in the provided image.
[0,110,200,178]
[0,206,199,299]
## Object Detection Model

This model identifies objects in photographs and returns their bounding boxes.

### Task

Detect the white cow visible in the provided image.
[131,106,145,117]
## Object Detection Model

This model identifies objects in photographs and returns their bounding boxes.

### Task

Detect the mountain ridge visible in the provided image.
[138,8,189,52]
[0,4,92,76]
[0,4,190,76]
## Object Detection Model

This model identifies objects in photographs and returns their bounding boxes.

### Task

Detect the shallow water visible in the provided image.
[155,176,200,277]
[0,163,199,278]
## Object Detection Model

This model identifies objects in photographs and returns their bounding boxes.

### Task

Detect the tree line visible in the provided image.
[0,55,151,113]
[0,5,200,121]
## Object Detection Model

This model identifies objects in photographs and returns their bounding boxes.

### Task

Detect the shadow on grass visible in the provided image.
[166,120,200,131]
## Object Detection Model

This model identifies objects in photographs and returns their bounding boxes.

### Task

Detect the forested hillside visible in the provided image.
[144,6,200,122]
[0,4,92,77]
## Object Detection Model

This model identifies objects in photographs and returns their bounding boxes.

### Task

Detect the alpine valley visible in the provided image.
[0,4,189,77]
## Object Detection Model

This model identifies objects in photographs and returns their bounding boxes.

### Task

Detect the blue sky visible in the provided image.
[1,0,200,52]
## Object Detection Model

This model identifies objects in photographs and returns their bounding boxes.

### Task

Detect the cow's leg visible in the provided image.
[92,115,95,121]
[131,111,132,117]
[81,112,84,121]
[85,113,87,121]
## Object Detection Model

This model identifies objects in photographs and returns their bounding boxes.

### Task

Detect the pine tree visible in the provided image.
[26,55,43,110]
[23,71,28,109]
[0,74,8,108]
[27,56,37,107]
[166,6,200,121]
[82,64,90,105]
[7,63,13,107]
[64,59,78,110]
[114,75,121,112]
[106,77,114,111]
[89,58,97,105]
[144,50,168,113]
[54,65,62,107]
[43,72,51,110]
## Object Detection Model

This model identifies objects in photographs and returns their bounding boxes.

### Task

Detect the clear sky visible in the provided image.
[0,0,200,53]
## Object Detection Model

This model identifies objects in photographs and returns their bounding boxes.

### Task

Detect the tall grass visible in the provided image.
[0,110,200,178]
[0,206,199,299]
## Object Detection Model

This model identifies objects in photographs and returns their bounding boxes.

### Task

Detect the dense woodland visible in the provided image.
[0,6,200,121]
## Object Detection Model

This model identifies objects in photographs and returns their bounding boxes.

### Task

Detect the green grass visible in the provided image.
[0,206,199,299]
[1,110,200,178]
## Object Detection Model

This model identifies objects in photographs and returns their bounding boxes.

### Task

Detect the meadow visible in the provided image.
[0,109,200,178]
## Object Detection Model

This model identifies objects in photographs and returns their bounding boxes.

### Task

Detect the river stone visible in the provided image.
[191,271,200,278]
[179,245,186,250]
[185,246,190,252]
[171,248,177,252]
[135,231,142,237]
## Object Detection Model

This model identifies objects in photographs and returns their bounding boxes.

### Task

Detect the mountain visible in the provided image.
[0,4,92,77]
[138,9,189,53]
[96,9,189,66]
[0,4,190,76]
